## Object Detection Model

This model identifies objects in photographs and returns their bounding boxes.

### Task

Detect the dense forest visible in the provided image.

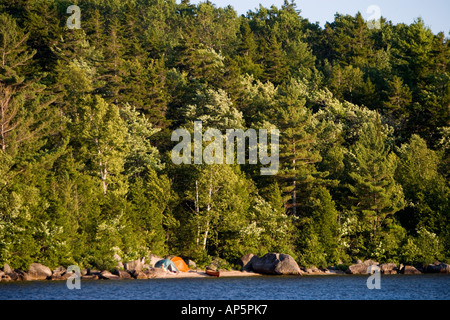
[0,0,448,271]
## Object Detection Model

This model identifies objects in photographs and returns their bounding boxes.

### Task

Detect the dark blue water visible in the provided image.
[0,275,449,300]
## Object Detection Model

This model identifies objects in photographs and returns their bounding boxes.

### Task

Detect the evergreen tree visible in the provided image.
[346,115,405,254]
[276,79,323,215]
[0,13,55,155]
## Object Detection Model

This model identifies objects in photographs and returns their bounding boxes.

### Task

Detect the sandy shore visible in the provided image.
[161,270,262,278]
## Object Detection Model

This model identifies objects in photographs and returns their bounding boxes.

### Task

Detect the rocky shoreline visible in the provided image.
[1,253,449,282]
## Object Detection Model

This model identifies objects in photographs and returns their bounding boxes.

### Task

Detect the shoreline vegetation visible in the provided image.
[1,253,449,282]
[0,0,448,277]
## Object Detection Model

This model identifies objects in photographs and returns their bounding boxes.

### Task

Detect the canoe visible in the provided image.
[205,269,220,277]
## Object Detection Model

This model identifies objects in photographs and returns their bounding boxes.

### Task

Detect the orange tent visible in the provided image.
[171,256,189,272]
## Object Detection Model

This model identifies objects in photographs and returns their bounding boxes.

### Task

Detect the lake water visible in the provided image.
[0,274,449,300]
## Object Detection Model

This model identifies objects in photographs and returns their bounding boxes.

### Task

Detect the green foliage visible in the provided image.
[0,1,448,270]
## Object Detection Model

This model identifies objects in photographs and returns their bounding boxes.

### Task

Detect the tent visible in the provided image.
[171,257,189,272]
[155,259,179,273]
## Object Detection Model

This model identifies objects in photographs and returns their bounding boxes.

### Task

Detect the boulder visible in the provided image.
[3,263,12,274]
[113,253,124,269]
[50,266,68,280]
[400,265,421,274]
[52,266,66,274]
[187,260,197,269]
[251,253,302,275]
[346,260,379,275]
[87,269,101,276]
[131,270,148,279]
[113,269,132,279]
[380,263,398,274]
[51,273,72,281]
[347,263,368,274]
[81,274,99,280]
[325,268,345,275]
[149,254,163,267]
[14,270,31,281]
[27,263,52,280]
[424,262,450,274]
[124,259,144,272]
[6,270,20,281]
[1,274,12,282]
[99,270,120,280]
[305,266,324,275]
[238,254,257,272]
[144,267,167,279]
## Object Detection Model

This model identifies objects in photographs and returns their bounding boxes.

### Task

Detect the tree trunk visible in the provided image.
[292,138,297,216]
[202,171,213,251]
[195,180,200,246]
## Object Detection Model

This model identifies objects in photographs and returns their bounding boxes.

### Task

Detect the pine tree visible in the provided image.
[383,76,412,133]
[347,115,405,248]
[0,13,55,155]
[276,83,323,215]
[100,16,125,104]
[262,36,288,85]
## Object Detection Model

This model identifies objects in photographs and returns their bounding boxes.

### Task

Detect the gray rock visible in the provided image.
[50,266,70,280]
[400,265,421,274]
[99,270,120,280]
[187,260,197,269]
[52,266,66,274]
[13,270,30,281]
[124,259,143,272]
[238,253,257,272]
[144,267,167,279]
[325,268,345,275]
[1,274,12,282]
[347,263,369,274]
[6,270,20,281]
[251,253,302,275]
[424,262,450,274]
[380,263,398,274]
[50,272,72,281]
[87,269,101,275]
[3,263,12,274]
[27,263,52,280]
[305,266,324,275]
[129,269,148,279]
[346,260,380,275]
[112,269,133,279]
[149,254,163,267]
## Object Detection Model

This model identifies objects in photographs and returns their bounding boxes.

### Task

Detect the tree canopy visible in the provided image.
[0,0,448,270]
